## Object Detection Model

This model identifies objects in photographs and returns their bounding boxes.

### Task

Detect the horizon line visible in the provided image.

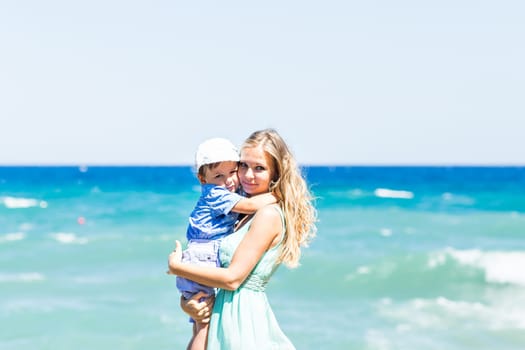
[0,163,524,168]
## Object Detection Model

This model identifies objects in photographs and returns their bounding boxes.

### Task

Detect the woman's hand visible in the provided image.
[167,240,183,275]
[181,291,215,323]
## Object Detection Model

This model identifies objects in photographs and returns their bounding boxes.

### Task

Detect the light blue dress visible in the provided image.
[206,206,295,350]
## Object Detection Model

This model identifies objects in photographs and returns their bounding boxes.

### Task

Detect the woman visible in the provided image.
[168,128,317,349]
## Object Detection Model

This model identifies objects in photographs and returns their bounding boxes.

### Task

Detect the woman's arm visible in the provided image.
[168,205,281,291]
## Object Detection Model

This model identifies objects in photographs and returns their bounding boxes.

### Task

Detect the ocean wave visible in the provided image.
[50,232,88,244]
[73,275,110,284]
[374,188,414,199]
[19,223,34,231]
[429,248,525,287]
[377,294,525,331]
[342,247,525,298]
[1,196,48,209]
[0,232,26,243]
[0,272,45,283]
[441,192,475,205]
[3,297,90,313]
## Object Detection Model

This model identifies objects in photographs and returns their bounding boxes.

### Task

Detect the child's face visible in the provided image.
[200,161,240,192]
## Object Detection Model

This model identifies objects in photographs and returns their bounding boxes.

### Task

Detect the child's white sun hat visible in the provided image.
[195,138,240,170]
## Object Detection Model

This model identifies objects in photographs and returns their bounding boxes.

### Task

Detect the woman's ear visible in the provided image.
[197,173,206,184]
[269,176,280,191]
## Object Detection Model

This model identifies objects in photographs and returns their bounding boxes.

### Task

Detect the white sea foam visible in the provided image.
[350,189,364,196]
[19,222,33,231]
[0,232,26,243]
[343,188,365,198]
[357,266,371,274]
[4,297,89,313]
[159,234,174,241]
[378,294,525,331]
[374,188,414,199]
[510,211,521,218]
[0,272,45,283]
[442,192,453,200]
[50,232,88,244]
[380,228,393,237]
[91,186,101,193]
[428,248,525,286]
[1,196,48,209]
[449,248,525,286]
[345,265,371,281]
[427,251,447,268]
[160,313,177,324]
[440,192,475,205]
[365,329,391,350]
[377,294,525,332]
[73,275,109,284]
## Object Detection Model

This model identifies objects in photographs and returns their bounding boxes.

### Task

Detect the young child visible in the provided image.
[176,137,276,350]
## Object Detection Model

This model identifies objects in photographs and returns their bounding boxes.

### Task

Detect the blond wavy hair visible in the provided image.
[241,128,317,268]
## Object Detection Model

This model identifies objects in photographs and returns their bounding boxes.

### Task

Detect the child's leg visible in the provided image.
[186,321,209,350]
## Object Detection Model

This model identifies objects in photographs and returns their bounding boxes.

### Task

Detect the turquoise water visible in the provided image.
[1,166,525,349]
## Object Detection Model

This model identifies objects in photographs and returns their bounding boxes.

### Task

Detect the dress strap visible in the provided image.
[269,205,286,250]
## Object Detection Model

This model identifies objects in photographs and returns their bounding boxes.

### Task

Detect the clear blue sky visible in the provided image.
[1,1,523,165]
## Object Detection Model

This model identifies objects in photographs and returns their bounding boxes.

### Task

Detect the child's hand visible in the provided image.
[166,240,183,275]
[181,291,215,323]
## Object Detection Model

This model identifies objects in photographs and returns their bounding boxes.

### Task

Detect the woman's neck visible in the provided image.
[235,213,254,231]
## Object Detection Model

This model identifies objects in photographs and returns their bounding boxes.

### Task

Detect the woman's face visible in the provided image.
[238,145,273,196]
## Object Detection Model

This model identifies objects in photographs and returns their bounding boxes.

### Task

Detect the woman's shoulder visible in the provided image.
[252,204,285,248]
[256,203,281,214]
[253,204,283,224]
[235,205,281,232]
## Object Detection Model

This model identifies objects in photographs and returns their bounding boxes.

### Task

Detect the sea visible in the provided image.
[1,166,525,350]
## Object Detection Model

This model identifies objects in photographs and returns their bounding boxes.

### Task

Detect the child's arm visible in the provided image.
[231,192,277,214]
[168,205,282,291]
